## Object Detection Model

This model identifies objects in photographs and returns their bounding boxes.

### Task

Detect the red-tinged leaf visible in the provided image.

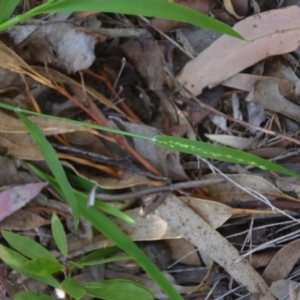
[0,182,47,222]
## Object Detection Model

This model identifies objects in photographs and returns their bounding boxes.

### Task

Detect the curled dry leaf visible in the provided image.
[8,22,106,73]
[156,194,275,299]
[121,38,170,90]
[224,0,244,19]
[250,80,300,123]
[177,6,300,95]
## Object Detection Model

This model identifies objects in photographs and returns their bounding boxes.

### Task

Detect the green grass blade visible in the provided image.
[23,258,63,276]
[155,135,300,179]
[1,103,298,180]
[2,231,57,261]
[78,246,120,265]
[51,213,68,257]
[15,110,79,226]
[27,165,184,300]
[0,244,61,289]
[61,279,86,300]
[20,0,242,39]
[0,0,20,23]
[85,279,154,300]
[78,202,182,300]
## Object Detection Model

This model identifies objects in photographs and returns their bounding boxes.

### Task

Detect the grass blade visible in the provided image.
[0,245,60,289]
[0,0,20,23]
[2,231,56,261]
[4,0,242,39]
[27,165,184,300]
[1,103,298,180]
[15,110,79,226]
[51,213,68,257]
[155,135,300,178]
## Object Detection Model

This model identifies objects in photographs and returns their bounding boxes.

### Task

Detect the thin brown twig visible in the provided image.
[95,177,225,201]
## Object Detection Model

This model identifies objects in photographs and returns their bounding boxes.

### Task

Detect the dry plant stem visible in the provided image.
[186,90,300,145]
[95,177,225,201]
[138,16,195,59]
[57,152,123,179]
[84,69,142,122]
[55,82,162,177]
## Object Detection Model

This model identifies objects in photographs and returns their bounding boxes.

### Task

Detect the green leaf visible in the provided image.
[85,279,153,300]
[79,255,132,267]
[15,291,57,300]
[15,110,79,226]
[78,247,120,265]
[93,200,135,224]
[51,213,68,257]
[155,135,300,179]
[0,245,60,288]
[67,173,111,193]
[1,231,56,261]
[22,258,63,276]
[61,278,86,300]
[17,0,242,39]
[77,203,182,300]
[0,0,20,23]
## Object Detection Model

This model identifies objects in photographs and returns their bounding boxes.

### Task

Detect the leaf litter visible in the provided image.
[2,1,300,299]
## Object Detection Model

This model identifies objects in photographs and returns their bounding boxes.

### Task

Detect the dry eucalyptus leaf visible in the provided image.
[269,279,298,300]
[251,80,300,123]
[0,210,50,230]
[204,174,287,203]
[177,6,300,95]
[262,239,300,285]
[0,132,44,160]
[180,197,232,228]
[121,38,169,90]
[156,194,274,299]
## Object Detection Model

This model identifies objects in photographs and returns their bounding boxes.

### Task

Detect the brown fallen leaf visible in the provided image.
[156,193,275,299]
[204,174,289,203]
[177,6,300,95]
[224,0,244,19]
[262,239,300,285]
[121,38,170,90]
[0,210,50,230]
[250,80,300,123]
